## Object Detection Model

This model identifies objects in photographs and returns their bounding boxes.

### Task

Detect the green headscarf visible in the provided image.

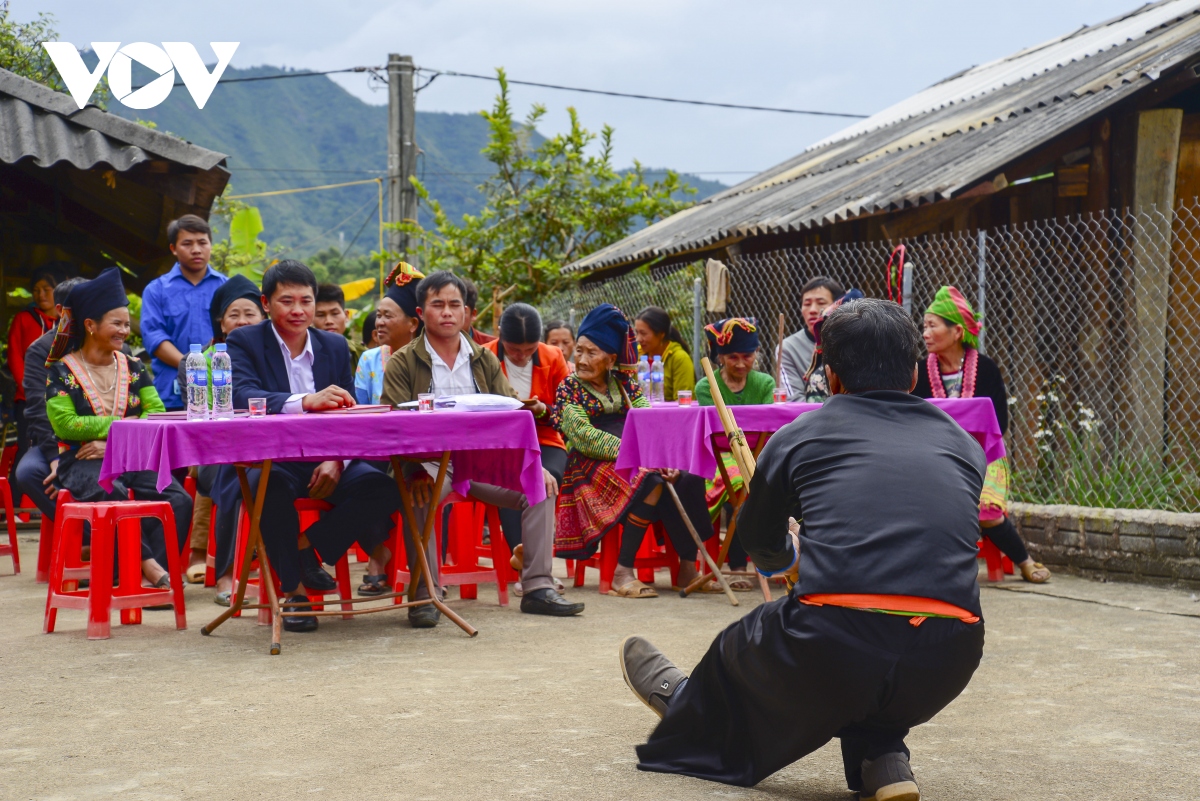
[926,285,981,349]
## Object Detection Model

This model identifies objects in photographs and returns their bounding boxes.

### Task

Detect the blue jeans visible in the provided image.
[15,447,55,519]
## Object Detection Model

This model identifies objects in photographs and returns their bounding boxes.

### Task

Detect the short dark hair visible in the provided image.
[415,270,468,308]
[361,309,377,344]
[316,283,345,308]
[801,275,844,300]
[262,259,318,300]
[499,303,542,345]
[543,320,573,341]
[167,214,212,246]
[461,277,480,311]
[54,277,86,306]
[821,298,921,393]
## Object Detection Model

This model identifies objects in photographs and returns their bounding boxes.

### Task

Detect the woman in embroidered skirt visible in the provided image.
[553,304,712,598]
[45,267,193,589]
[914,285,1050,583]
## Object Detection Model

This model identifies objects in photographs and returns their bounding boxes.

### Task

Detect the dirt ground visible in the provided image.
[2,533,1198,801]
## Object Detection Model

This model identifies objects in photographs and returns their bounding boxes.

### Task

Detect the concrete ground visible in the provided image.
[2,532,1198,800]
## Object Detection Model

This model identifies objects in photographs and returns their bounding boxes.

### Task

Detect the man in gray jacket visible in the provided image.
[779,276,843,400]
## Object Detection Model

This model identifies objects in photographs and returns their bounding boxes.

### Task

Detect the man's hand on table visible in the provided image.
[77,441,106,460]
[301,386,356,411]
[542,467,558,498]
[44,459,59,499]
[308,460,343,499]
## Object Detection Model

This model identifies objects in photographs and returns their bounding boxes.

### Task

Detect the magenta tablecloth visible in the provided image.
[99,410,547,504]
[615,397,1004,479]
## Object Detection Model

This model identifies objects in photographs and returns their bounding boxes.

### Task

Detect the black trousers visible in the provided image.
[618,471,712,566]
[497,444,567,552]
[15,446,55,518]
[636,596,984,789]
[212,460,399,592]
[56,459,192,568]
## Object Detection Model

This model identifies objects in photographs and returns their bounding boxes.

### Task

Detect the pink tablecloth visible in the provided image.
[615,397,1004,479]
[99,409,547,504]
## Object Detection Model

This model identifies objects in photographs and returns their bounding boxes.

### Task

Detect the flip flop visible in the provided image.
[146,575,173,610]
[185,563,206,584]
[1020,561,1051,583]
[214,590,232,607]
[608,579,658,599]
[358,574,390,596]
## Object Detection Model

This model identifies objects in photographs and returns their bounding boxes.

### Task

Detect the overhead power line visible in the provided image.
[415,67,869,118]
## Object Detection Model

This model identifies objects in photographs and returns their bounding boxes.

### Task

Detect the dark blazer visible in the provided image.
[226,320,353,414]
[22,330,57,461]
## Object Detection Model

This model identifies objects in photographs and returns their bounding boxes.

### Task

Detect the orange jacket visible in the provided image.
[485,340,568,451]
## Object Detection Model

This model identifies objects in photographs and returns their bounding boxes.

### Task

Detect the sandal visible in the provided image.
[358,574,390,596]
[185,563,206,584]
[1020,561,1051,583]
[214,590,232,607]
[727,577,754,592]
[608,579,658,599]
[146,575,173,610]
[509,544,524,572]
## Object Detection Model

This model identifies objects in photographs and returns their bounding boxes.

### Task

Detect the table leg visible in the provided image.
[201,461,283,652]
[390,453,477,637]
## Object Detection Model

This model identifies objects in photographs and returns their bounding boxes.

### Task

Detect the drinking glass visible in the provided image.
[677,390,693,407]
[773,388,788,404]
[418,393,435,413]
[248,398,267,418]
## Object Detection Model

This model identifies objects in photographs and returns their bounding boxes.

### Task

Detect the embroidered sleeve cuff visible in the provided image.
[282,394,305,414]
[755,544,798,577]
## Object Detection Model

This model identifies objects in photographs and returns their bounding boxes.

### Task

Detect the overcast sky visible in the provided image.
[37,0,1144,183]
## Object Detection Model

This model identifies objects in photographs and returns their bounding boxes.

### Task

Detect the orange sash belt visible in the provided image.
[798,593,980,627]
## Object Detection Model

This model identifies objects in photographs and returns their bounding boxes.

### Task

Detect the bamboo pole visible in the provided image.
[664,482,738,606]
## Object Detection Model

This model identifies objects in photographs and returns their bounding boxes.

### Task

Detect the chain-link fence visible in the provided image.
[544,200,1200,513]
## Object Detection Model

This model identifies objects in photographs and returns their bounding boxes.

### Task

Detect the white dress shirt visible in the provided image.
[426,333,478,398]
[271,324,315,413]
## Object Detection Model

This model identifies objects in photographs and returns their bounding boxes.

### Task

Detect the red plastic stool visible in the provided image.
[0,441,22,575]
[389,493,512,605]
[44,500,186,639]
[572,522,677,594]
[203,503,219,587]
[36,489,80,584]
[294,499,354,618]
[977,537,1015,582]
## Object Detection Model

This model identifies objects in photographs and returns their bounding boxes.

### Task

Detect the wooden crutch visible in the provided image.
[700,357,772,598]
[664,481,738,606]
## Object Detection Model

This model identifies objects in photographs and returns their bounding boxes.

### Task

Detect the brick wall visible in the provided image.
[1010,502,1200,590]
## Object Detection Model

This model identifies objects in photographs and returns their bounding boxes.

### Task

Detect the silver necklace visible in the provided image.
[81,353,119,413]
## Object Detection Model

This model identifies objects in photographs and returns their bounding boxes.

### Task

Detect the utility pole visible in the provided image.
[387,53,417,265]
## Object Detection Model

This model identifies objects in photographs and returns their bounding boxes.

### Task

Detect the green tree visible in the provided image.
[392,69,693,305]
[0,2,110,107]
[208,186,277,280]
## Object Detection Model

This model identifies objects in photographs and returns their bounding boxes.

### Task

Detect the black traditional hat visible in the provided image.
[383,261,424,318]
[46,267,128,364]
[209,274,262,340]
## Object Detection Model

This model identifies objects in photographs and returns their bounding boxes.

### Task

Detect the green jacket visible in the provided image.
[661,341,695,401]
[381,331,516,405]
[695,369,775,407]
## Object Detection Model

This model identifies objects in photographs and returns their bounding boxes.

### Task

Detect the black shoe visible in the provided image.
[859,752,919,801]
[282,594,318,633]
[520,587,584,616]
[407,601,441,628]
[299,548,337,591]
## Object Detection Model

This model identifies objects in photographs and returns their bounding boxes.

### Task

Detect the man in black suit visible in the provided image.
[214,260,400,633]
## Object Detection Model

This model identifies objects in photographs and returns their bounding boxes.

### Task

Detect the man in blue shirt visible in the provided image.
[141,215,228,409]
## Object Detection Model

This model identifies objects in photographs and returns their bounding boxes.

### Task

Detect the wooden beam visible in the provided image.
[1129,107,1183,459]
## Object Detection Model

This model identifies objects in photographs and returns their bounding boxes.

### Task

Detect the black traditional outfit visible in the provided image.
[636,391,987,791]
[45,268,192,570]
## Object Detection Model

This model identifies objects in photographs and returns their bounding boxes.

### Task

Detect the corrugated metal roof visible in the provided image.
[568,0,1200,274]
[0,67,227,172]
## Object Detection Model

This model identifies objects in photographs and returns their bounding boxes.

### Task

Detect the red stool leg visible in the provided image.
[37,510,54,583]
[204,503,218,587]
[43,515,82,634]
[87,514,115,640]
[158,504,187,631]
[335,556,353,619]
[486,506,509,606]
[117,517,143,626]
[0,477,19,574]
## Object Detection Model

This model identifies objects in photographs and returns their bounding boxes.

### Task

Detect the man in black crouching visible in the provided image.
[620,298,987,801]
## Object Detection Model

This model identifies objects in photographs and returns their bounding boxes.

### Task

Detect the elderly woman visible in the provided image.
[175,274,264,590]
[915,285,1050,583]
[355,262,422,406]
[553,304,712,598]
[46,267,192,588]
[694,318,775,588]
[634,306,695,401]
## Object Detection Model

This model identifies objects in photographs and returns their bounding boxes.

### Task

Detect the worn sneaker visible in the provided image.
[859,752,920,801]
[618,635,686,719]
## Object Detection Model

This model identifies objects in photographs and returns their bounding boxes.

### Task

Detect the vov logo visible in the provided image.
[41,42,239,110]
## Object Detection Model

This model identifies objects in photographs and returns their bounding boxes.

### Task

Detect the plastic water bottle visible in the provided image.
[650,355,665,404]
[636,355,651,400]
[185,344,208,421]
[210,343,233,419]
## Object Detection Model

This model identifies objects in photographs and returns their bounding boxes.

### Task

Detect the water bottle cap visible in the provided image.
[214,343,227,352]
[190,344,202,353]
[652,355,662,362]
